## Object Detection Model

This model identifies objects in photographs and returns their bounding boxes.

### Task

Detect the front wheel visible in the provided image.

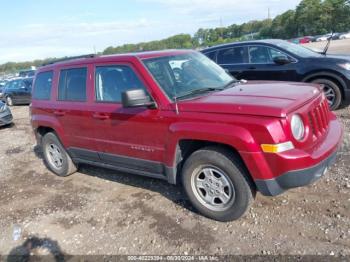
[181,146,255,221]
[311,78,342,110]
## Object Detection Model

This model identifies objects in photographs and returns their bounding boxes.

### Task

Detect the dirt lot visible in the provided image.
[304,39,350,54]
[0,104,349,257]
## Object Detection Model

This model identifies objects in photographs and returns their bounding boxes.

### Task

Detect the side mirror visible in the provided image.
[122,89,156,108]
[273,56,291,65]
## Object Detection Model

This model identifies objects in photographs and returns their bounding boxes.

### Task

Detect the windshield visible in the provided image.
[275,41,320,58]
[143,52,234,100]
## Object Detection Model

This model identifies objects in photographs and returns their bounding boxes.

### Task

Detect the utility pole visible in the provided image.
[268,8,271,20]
[220,17,224,39]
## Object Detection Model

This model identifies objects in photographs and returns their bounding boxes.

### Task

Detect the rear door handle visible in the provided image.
[53,110,66,117]
[93,113,110,120]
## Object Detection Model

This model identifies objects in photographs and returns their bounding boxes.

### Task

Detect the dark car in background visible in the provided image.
[202,39,350,110]
[19,69,36,78]
[0,101,13,126]
[1,77,33,106]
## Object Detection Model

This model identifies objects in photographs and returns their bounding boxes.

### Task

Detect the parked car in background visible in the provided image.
[1,77,33,106]
[0,101,13,126]
[30,51,342,221]
[316,34,332,42]
[299,36,312,44]
[202,39,350,110]
[330,33,342,40]
[340,32,350,39]
[19,69,36,78]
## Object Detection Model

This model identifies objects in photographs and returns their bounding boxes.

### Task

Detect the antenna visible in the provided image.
[322,32,333,55]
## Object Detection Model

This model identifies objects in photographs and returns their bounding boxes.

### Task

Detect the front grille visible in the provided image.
[308,99,330,138]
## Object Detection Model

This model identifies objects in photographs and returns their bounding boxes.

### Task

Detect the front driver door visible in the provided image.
[91,63,169,176]
[244,45,299,81]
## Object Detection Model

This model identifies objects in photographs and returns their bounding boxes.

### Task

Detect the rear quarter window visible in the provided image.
[32,71,53,100]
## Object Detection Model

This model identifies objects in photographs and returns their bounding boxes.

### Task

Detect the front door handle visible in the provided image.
[248,66,256,70]
[93,113,110,120]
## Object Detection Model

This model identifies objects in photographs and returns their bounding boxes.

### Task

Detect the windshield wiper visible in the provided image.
[223,79,240,89]
[175,87,224,100]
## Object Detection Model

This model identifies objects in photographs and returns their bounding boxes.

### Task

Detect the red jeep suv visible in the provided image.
[30,50,343,221]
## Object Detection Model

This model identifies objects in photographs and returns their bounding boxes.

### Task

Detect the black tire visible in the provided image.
[181,146,255,222]
[311,78,342,110]
[6,96,14,106]
[42,132,77,177]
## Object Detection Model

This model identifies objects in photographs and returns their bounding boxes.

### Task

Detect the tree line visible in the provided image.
[1,0,349,74]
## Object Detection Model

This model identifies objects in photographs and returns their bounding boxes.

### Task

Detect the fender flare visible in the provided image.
[302,71,347,98]
[163,122,260,184]
[31,115,67,147]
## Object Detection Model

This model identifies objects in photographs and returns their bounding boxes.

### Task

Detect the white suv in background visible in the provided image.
[340,32,350,39]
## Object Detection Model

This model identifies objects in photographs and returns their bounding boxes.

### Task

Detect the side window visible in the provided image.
[33,71,53,100]
[217,47,245,64]
[58,68,87,101]
[249,46,273,64]
[10,80,20,90]
[204,51,217,62]
[268,48,293,62]
[95,65,146,102]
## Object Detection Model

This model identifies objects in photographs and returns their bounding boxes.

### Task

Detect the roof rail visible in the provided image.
[41,54,97,66]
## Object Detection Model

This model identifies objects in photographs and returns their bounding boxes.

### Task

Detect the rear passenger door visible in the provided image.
[53,67,99,161]
[91,63,168,174]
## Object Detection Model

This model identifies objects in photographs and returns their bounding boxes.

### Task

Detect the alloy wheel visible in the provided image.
[191,166,235,212]
[45,143,63,169]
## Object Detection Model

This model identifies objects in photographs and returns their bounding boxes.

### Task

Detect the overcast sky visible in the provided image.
[0,0,301,63]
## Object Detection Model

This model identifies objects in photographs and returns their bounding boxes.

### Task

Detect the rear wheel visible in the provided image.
[42,132,77,177]
[6,96,13,106]
[311,78,342,110]
[181,146,255,221]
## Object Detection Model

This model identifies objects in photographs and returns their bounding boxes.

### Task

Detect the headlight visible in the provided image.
[291,114,305,141]
[338,63,350,70]
[0,103,7,113]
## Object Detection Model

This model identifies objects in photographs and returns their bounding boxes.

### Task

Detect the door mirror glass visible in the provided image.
[273,55,291,65]
[122,89,156,108]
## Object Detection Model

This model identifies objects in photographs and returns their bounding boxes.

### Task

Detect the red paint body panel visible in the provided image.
[30,50,343,187]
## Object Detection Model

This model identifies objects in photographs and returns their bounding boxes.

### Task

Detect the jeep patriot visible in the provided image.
[30,50,343,221]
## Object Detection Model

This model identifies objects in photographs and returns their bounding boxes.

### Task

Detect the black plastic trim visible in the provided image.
[255,150,338,196]
[67,147,173,182]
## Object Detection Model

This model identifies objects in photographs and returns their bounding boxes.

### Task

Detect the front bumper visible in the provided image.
[0,109,13,126]
[255,150,337,196]
[241,115,343,196]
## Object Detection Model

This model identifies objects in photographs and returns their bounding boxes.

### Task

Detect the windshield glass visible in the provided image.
[275,41,320,58]
[143,52,234,100]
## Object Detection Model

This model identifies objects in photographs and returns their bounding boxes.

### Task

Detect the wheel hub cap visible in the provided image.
[191,166,235,211]
[46,144,63,169]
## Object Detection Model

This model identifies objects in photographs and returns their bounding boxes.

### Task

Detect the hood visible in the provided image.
[311,54,350,63]
[178,81,321,117]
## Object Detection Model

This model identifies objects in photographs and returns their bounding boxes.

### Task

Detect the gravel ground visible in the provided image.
[0,105,349,257]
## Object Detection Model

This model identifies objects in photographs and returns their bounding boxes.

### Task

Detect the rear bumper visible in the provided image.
[255,150,338,196]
